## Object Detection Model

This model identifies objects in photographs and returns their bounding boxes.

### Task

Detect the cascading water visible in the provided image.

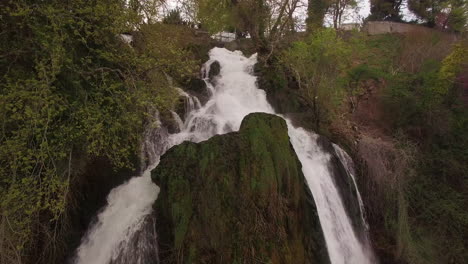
[333,143,370,232]
[73,48,374,264]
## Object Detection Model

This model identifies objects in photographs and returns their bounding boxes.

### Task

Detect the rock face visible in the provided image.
[151,113,329,264]
[208,60,220,80]
[185,78,210,105]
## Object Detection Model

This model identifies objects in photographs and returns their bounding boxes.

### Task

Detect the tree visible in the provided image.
[408,0,467,30]
[163,8,186,24]
[408,0,446,26]
[368,0,403,21]
[281,29,352,128]
[128,0,164,24]
[446,0,468,31]
[235,0,304,53]
[307,0,331,31]
[328,0,358,29]
[183,0,302,53]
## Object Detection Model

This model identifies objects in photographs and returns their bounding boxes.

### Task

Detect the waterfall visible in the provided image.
[73,48,374,264]
[332,143,370,232]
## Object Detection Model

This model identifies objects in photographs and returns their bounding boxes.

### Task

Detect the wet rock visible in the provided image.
[187,78,207,95]
[185,78,209,105]
[159,110,181,134]
[174,96,187,122]
[316,136,365,238]
[208,60,220,80]
[224,39,256,56]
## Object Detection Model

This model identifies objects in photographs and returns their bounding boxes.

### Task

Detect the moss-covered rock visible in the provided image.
[254,59,316,131]
[151,113,329,264]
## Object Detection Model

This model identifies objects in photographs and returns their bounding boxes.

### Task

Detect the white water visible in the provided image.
[333,143,370,231]
[74,48,374,264]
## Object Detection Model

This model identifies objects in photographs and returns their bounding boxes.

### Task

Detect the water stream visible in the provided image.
[73,48,374,264]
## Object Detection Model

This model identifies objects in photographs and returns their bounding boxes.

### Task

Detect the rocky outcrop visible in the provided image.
[151,113,329,264]
[254,61,316,131]
[223,39,256,56]
[208,60,220,81]
[185,78,210,105]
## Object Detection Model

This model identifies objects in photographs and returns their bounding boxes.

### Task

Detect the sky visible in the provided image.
[165,0,418,28]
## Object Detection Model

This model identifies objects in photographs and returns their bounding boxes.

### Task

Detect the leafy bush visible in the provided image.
[281,29,354,129]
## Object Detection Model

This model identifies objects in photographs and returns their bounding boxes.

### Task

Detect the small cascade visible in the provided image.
[201,60,212,79]
[332,144,370,232]
[73,168,159,264]
[175,87,202,119]
[108,216,159,264]
[73,113,168,264]
[140,112,170,170]
[170,111,184,132]
[287,128,373,264]
[73,48,375,264]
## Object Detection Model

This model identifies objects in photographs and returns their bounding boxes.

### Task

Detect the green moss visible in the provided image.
[151,113,329,263]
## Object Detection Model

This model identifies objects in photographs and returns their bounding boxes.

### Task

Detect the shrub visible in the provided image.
[281,29,354,129]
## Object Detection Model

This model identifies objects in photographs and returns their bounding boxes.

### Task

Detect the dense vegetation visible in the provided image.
[375,36,467,263]
[268,30,468,263]
[0,1,198,263]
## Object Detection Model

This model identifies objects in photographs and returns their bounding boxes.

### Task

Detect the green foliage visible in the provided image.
[408,0,445,25]
[362,34,402,73]
[368,0,403,21]
[408,0,467,30]
[437,43,468,95]
[281,29,356,129]
[447,0,468,32]
[137,23,199,81]
[197,0,234,33]
[195,0,269,40]
[381,42,468,264]
[306,0,330,30]
[268,29,465,264]
[306,32,466,263]
[163,9,185,25]
[0,0,195,262]
[346,64,384,83]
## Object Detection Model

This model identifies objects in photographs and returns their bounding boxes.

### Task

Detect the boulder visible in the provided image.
[185,78,210,105]
[152,113,329,263]
[208,60,220,80]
